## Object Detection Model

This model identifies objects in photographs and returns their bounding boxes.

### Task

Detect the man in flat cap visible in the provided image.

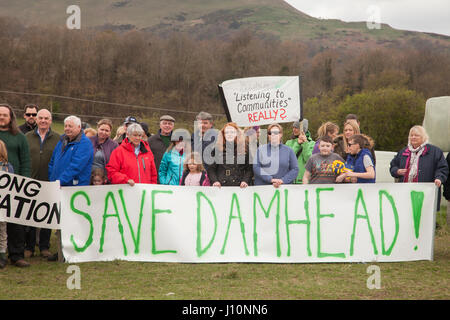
[148,115,175,181]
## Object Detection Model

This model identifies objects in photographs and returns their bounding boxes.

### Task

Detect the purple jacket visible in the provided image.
[90,135,119,167]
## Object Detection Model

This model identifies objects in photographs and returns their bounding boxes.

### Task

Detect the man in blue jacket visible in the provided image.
[48,115,93,262]
[49,115,93,186]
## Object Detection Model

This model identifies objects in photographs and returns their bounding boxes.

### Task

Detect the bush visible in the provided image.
[335,87,425,151]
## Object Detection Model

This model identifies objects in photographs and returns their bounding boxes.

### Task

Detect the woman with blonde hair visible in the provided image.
[207,122,252,187]
[333,120,360,160]
[312,121,339,154]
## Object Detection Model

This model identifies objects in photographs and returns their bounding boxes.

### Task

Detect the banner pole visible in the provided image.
[298,74,303,121]
[218,84,232,122]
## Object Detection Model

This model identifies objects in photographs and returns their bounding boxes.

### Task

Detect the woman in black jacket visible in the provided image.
[390,125,448,209]
[207,122,252,188]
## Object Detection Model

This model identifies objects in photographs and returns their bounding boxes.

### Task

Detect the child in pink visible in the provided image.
[180,152,210,186]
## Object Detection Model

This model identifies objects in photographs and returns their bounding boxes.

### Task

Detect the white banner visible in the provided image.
[60,183,437,263]
[0,172,61,229]
[220,76,301,127]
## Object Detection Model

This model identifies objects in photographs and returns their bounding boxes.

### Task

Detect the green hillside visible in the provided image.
[1,0,448,46]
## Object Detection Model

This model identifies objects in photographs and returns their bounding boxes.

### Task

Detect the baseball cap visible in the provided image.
[124,116,138,125]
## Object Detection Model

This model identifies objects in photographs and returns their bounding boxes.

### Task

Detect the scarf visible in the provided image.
[407,141,427,182]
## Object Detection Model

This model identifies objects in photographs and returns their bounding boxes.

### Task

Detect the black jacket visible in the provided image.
[207,145,253,186]
[443,153,450,201]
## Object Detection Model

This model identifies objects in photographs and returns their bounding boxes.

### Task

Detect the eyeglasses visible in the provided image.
[348,142,356,146]
[25,113,37,117]
[269,131,281,135]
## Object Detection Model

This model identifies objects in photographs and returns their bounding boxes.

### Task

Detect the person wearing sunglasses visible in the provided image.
[19,104,39,134]
[336,134,376,183]
[253,123,299,188]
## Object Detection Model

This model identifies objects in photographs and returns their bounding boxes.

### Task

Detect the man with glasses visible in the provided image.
[19,104,39,134]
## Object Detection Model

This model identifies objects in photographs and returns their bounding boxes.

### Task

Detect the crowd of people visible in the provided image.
[0,103,448,269]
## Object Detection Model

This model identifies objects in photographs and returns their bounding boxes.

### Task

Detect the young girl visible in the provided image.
[90,168,107,185]
[159,137,188,185]
[180,152,210,186]
[0,140,13,268]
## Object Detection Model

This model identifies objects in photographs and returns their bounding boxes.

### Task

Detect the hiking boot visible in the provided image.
[13,259,30,268]
[47,253,58,262]
[24,250,34,258]
[40,249,51,258]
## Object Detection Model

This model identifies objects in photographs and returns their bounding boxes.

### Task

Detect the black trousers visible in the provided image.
[7,223,25,262]
[25,227,51,252]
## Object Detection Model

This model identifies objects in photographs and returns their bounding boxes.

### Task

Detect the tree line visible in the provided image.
[0,16,448,151]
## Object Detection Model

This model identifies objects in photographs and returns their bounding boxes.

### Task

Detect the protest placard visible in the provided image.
[0,171,61,229]
[219,76,302,127]
[60,183,437,263]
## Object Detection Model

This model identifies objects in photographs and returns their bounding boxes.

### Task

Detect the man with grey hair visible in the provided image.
[191,111,218,170]
[25,109,60,258]
[48,115,93,262]
[49,115,93,186]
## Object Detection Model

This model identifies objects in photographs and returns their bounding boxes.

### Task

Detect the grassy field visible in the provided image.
[8,119,450,300]
[0,208,448,300]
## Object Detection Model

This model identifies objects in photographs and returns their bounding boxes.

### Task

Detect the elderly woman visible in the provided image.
[89,119,119,173]
[106,123,157,186]
[253,123,299,188]
[390,125,448,208]
[207,122,252,188]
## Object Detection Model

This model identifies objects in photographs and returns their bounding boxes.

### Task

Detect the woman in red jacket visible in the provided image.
[106,123,157,185]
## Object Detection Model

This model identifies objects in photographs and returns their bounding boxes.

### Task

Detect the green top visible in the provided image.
[161,135,171,148]
[285,132,315,184]
[25,129,61,181]
[0,130,31,177]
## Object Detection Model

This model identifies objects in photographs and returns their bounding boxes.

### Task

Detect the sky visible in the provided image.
[285,0,450,36]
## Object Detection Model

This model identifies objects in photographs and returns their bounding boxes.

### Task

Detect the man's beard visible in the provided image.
[0,124,9,129]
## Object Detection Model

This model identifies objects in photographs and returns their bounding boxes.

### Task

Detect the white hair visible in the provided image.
[409,125,429,143]
[64,115,81,127]
[37,109,52,120]
[127,123,144,136]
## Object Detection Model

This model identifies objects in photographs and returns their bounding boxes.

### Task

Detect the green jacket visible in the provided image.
[25,129,60,181]
[285,131,315,184]
[0,130,31,177]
